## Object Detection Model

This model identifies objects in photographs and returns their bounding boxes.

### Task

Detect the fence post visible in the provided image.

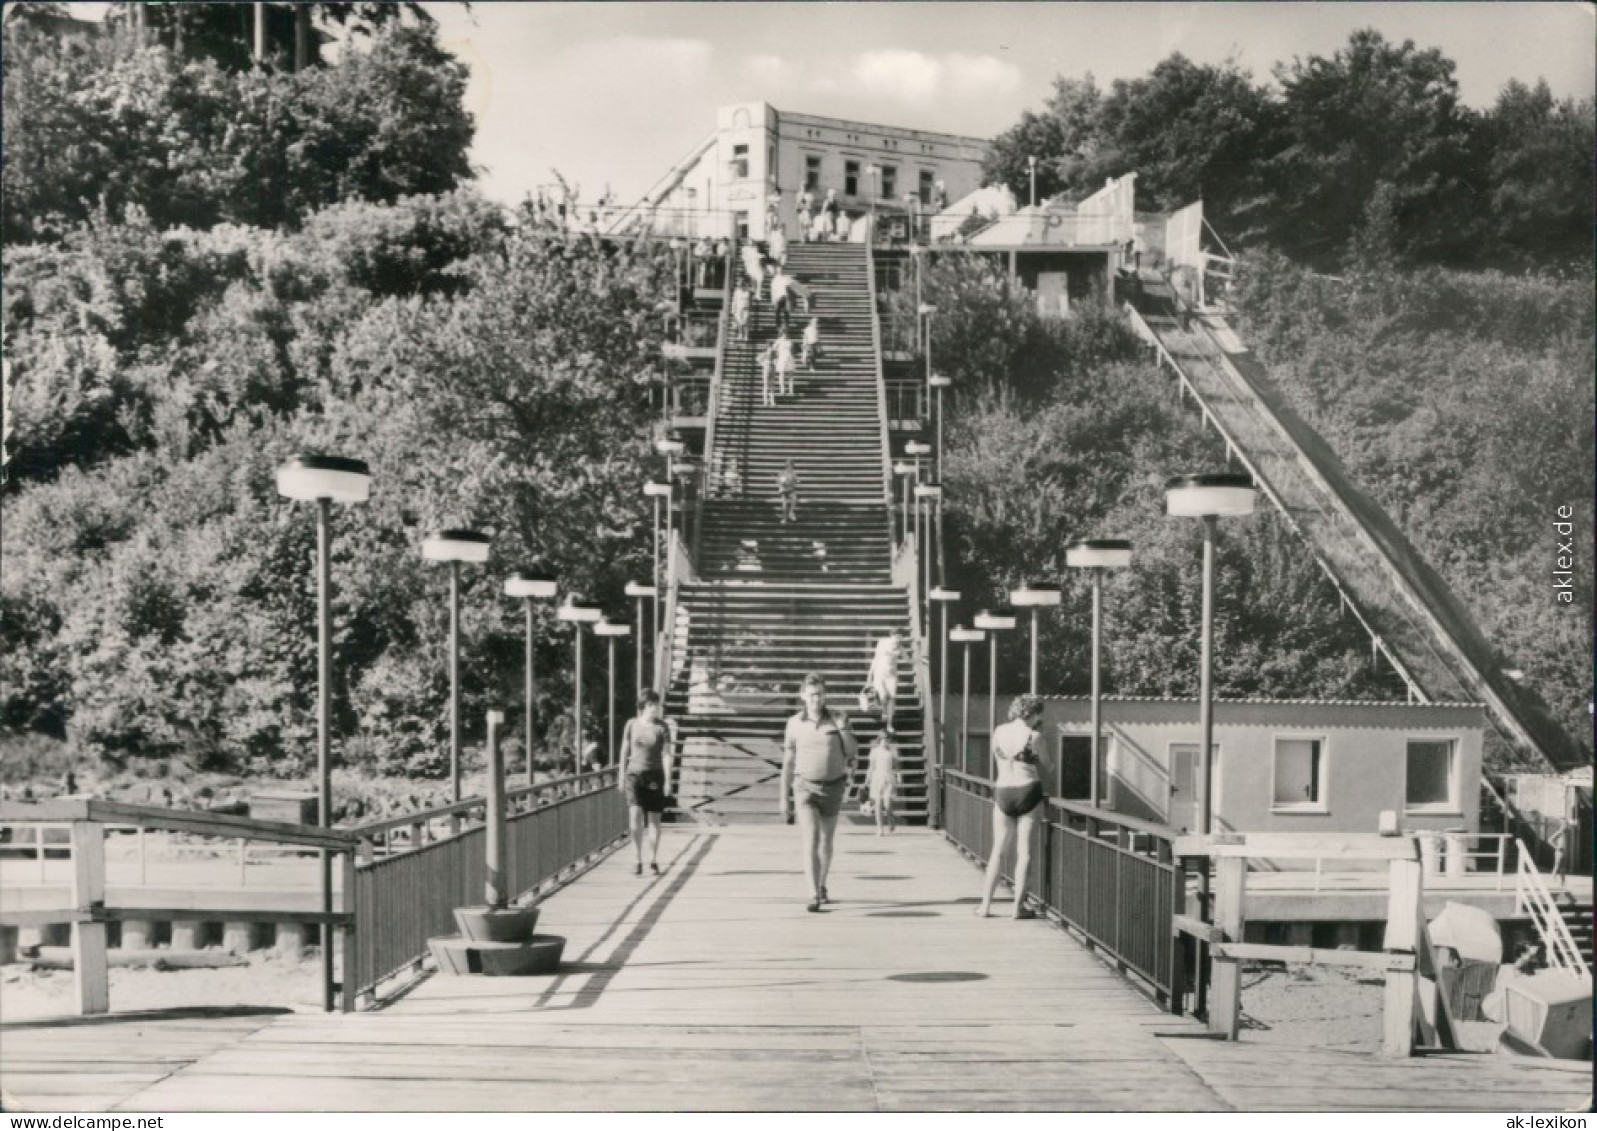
[70,820,109,1015]
[1208,854,1246,1039]
[1382,854,1423,1056]
[340,848,357,1013]
[1168,850,1187,1015]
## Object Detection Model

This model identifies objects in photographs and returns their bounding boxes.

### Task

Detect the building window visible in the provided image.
[918,170,935,205]
[805,155,821,192]
[731,144,748,180]
[1406,739,1456,810]
[733,211,749,241]
[1273,737,1325,809]
[881,165,897,200]
[844,160,860,196]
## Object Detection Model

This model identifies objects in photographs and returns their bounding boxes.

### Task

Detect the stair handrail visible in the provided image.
[693,243,735,563]
[1514,841,1589,979]
[1102,721,1173,816]
[654,527,698,696]
[891,534,938,824]
[863,236,897,547]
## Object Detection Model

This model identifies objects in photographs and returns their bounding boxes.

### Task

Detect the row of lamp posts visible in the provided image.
[275,454,671,1008]
[932,474,1256,846]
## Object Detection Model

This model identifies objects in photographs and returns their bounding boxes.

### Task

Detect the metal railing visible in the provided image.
[942,771,1184,1006]
[1515,844,1589,980]
[347,769,625,1004]
[864,237,895,520]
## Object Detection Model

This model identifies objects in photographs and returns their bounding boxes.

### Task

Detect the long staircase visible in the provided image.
[669,241,927,823]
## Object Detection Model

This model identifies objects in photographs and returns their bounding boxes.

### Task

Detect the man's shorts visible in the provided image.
[793,775,848,819]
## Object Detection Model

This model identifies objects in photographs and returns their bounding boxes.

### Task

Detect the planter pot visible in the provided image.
[453,905,538,943]
[428,934,566,976]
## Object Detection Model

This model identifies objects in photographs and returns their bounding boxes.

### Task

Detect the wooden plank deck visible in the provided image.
[3,826,1589,1112]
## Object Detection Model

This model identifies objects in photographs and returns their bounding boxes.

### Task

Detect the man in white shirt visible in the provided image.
[780,673,859,912]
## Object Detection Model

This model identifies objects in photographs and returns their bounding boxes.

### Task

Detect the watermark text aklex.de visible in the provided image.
[1552,504,1576,604]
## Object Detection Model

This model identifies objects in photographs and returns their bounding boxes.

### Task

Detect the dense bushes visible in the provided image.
[919,253,1408,702]
[1228,252,1593,758]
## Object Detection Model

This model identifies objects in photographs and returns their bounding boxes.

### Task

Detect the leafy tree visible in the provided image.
[1092,55,1278,229]
[1258,29,1480,268]
[982,77,1102,205]
[1,19,474,240]
[1478,80,1595,271]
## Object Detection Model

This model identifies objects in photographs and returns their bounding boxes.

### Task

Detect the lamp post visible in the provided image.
[928,373,951,483]
[672,459,698,556]
[505,571,559,786]
[593,618,632,766]
[915,482,942,627]
[422,529,492,805]
[893,460,916,546]
[949,625,985,777]
[276,453,371,1014]
[654,435,685,482]
[905,439,932,484]
[972,608,1017,774]
[643,481,672,622]
[556,597,602,772]
[928,586,960,801]
[1027,155,1038,209]
[1165,473,1255,838]
[916,305,937,416]
[624,581,657,694]
[1010,584,1063,695]
[1065,539,1132,808]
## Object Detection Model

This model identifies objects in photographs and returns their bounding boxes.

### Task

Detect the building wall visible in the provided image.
[967,696,1485,836]
[653,102,988,240]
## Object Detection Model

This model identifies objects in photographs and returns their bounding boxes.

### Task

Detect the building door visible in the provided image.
[1036,270,1070,318]
[1058,735,1093,800]
[1168,743,1198,833]
[734,211,749,242]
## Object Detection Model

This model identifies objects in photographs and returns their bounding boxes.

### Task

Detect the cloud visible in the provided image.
[849,49,1020,106]
[853,49,943,104]
[744,53,793,85]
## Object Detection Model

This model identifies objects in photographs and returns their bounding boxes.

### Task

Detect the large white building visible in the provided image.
[633,101,989,241]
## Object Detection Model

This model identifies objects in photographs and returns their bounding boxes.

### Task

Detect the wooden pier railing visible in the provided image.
[0,799,356,1016]
[942,770,1186,1008]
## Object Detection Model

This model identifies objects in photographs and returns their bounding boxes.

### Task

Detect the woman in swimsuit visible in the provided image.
[977,693,1047,919]
[866,729,899,836]
[618,690,673,876]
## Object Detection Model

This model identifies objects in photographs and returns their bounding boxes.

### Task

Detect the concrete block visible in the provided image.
[428,934,565,976]
[223,921,264,954]
[171,920,208,951]
[274,922,307,958]
[120,919,156,951]
[0,926,15,965]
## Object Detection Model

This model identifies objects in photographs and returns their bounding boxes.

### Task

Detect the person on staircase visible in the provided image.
[618,689,674,877]
[780,673,859,912]
[759,340,777,407]
[976,693,1047,919]
[867,630,902,726]
[741,241,766,301]
[768,224,788,269]
[773,333,797,399]
[771,271,793,335]
[731,279,751,342]
[833,208,851,243]
[796,188,815,242]
[801,316,821,371]
[865,729,900,836]
[776,459,800,524]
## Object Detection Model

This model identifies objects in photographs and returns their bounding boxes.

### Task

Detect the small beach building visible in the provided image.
[964,695,1486,837]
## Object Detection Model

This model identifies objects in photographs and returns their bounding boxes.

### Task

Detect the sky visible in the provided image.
[424,2,1596,208]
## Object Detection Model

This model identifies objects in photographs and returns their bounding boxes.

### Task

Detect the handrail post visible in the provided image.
[1382,852,1423,1056]
[70,819,108,1015]
[1209,854,1246,1039]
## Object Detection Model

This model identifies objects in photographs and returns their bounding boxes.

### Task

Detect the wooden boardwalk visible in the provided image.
[3,826,1590,1112]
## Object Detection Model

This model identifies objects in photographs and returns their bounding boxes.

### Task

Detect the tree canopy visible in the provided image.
[982,28,1592,272]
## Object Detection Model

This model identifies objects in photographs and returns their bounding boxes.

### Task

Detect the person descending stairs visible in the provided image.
[668,240,926,824]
